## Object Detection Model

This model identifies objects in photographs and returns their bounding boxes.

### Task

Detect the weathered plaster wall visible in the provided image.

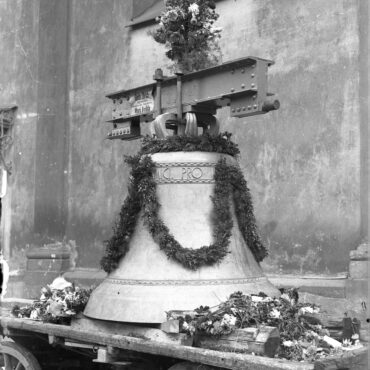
[0,0,39,268]
[216,0,362,273]
[2,0,365,275]
[66,0,137,267]
[66,0,361,272]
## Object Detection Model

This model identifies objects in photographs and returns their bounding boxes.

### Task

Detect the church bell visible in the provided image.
[84,151,279,324]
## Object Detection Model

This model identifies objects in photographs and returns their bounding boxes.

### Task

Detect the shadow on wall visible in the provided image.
[260,220,361,274]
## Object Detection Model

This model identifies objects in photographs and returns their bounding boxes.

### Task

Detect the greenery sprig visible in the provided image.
[101,135,267,273]
[151,0,222,72]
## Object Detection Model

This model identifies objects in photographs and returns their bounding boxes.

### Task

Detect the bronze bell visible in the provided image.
[84,152,279,323]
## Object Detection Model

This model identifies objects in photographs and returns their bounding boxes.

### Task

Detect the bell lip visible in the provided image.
[84,276,280,324]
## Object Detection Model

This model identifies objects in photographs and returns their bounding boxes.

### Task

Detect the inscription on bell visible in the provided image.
[155,165,215,183]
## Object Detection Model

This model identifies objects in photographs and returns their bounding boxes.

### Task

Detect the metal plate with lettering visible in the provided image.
[112,88,154,120]
[155,163,216,184]
[130,89,154,116]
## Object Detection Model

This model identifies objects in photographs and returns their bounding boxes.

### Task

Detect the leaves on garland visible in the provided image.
[140,157,232,270]
[140,133,240,157]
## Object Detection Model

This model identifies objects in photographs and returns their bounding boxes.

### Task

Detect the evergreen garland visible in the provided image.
[140,157,232,270]
[101,137,267,273]
[100,156,143,273]
[229,165,268,262]
[140,133,239,157]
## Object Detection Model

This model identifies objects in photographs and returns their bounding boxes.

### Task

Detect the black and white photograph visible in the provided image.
[0,0,368,369]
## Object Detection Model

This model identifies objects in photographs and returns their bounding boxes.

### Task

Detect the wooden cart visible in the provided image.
[1,307,368,370]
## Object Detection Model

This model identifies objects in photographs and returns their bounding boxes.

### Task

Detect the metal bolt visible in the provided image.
[253,104,257,109]
[230,88,235,92]
[241,84,245,89]
[242,107,246,111]
[251,74,255,78]
[248,106,252,110]
[251,83,255,88]
[237,107,241,112]
[231,108,235,113]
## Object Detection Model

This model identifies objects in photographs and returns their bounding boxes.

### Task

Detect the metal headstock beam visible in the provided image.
[105,57,279,140]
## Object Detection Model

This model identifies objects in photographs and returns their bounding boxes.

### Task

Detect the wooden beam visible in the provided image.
[196,327,280,358]
[1,317,313,370]
[313,347,368,370]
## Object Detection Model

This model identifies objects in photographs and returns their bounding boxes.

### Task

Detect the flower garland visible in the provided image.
[11,277,92,325]
[169,289,362,362]
[101,136,267,273]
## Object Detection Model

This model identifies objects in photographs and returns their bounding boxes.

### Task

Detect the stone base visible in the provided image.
[347,243,369,302]
[268,274,347,298]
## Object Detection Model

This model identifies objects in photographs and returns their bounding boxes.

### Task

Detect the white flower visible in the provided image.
[269,308,281,319]
[220,313,237,327]
[188,324,196,334]
[182,321,189,330]
[251,295,263,302]
[48,276,72,291]
[342,338,351,347]
[30,309,40,320]
[229,315,236,326]
[262,297,273,303]
[283,340,294,347]
[299,306,314,315]
[188,3,199,15]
